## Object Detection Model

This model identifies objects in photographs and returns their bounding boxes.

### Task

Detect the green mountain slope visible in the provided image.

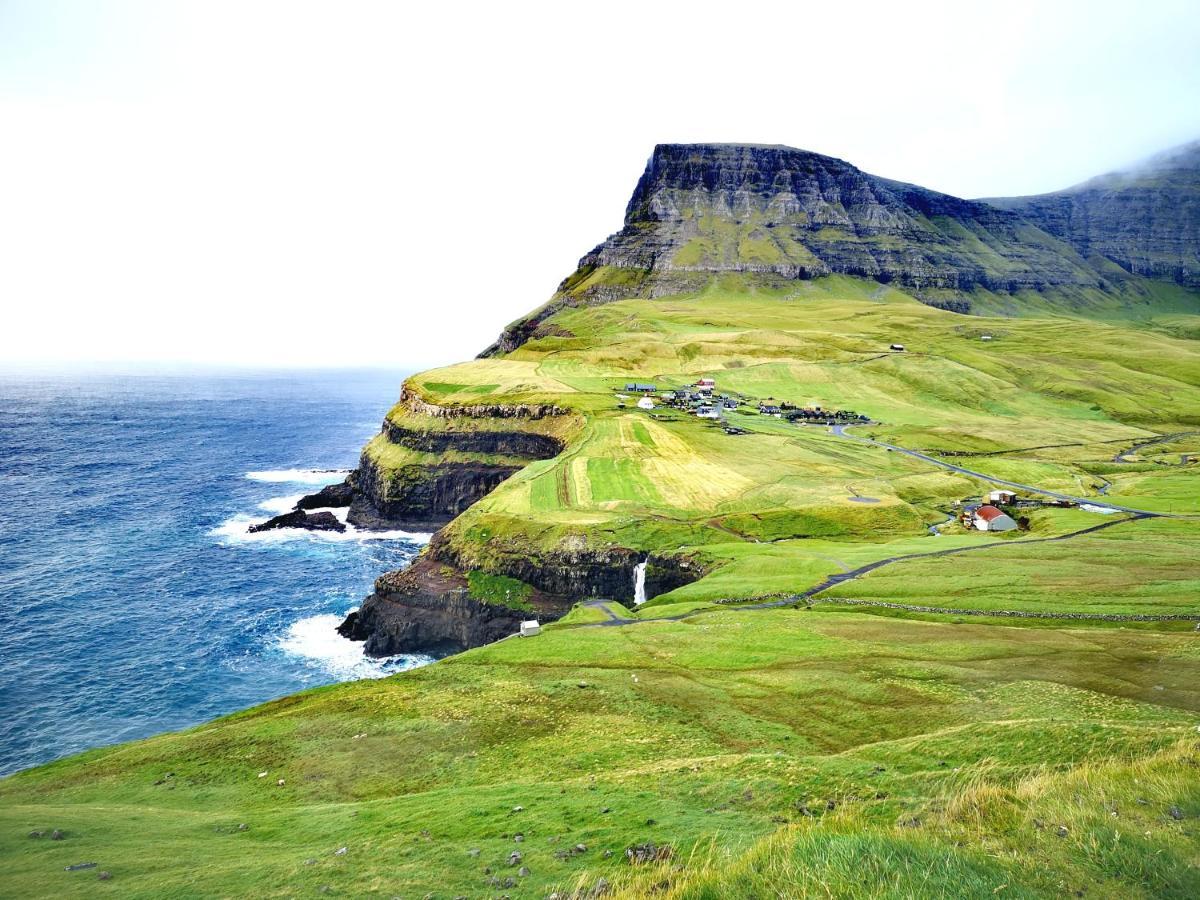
[484,143,1199,356]
[986,140,1200,289]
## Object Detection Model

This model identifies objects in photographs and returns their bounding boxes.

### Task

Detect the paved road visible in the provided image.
[564,425,1197,629]
[575,514,1191,627]
[829,424,1174,517]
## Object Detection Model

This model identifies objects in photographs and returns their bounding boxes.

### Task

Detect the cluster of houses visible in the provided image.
[621,379,869,428]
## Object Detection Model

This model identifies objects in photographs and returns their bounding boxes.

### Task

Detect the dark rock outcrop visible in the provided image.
[382,420,564,458]
[339,534,706,656]
[346,456,522,531]
[249,509,345,533]
[295,480,356,510]
[338,555,572,657]
[437,541,702,604]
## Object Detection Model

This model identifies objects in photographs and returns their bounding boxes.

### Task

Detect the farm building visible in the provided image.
[519,620,541,637]
[625,383,657,393]
[973,505,1017,532]
[636,396,655,410]
[989,489,1016,504]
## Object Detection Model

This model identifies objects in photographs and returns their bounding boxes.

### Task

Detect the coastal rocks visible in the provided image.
[382,419,564,458]
[347,456,522,531]
[248,509,345,534]
[397,386,567,420]
[294,480,355,510]
[339,534,704,655]
[338,555,571,657]
[437,540,703,605]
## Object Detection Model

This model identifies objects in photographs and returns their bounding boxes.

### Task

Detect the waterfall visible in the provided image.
[633,559,648,606]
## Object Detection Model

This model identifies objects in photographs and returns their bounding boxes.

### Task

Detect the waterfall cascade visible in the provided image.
[633,560,648,605]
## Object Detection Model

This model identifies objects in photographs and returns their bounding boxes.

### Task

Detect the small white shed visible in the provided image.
[989,489,1016,504]
[519,620,541,637]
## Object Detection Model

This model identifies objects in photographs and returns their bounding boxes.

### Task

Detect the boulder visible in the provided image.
[248,510,345,534]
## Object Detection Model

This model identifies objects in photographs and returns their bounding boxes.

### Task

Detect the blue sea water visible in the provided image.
[0,369,432,777]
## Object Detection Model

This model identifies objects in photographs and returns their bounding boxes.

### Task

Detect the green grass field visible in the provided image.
[4,273,1199,897]
[2,607,1198,898]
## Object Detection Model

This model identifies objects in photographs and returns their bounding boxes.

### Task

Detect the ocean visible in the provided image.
[0,369,432,777]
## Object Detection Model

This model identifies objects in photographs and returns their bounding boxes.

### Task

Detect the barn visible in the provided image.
[973,505,1017,532]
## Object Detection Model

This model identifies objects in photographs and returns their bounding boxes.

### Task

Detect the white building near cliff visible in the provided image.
[520,620,541,637]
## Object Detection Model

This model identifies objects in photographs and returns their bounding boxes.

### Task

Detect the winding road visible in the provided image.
[568,424,1199,628]
[828,424,1173,517]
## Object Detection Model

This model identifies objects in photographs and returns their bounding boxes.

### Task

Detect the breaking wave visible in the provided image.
[276,612,432,680]
[245,468,350,485]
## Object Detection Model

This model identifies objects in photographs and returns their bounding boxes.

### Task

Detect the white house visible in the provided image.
[519,620,541,637]
[973,505,1017,531]
[988,489,1016,504]
[637,396,655,411]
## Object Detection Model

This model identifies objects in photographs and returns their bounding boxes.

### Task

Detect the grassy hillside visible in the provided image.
[406,275,1200,608]
[5,272,1200,897]
[2,606,1198,898]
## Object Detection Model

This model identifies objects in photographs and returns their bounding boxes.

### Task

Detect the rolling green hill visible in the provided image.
[3,143,1200,898]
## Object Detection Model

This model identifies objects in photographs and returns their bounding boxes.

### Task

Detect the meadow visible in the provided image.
[2,606,1197,898]
[5,274,1199,897]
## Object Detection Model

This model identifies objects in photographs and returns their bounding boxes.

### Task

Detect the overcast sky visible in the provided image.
[2,1,1198,370]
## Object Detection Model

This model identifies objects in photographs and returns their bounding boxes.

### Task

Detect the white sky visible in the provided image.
[1,1,1198,370]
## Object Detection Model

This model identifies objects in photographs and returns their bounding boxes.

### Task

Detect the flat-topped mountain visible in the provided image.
[483,141,1197,355]
[986,140,1200,289]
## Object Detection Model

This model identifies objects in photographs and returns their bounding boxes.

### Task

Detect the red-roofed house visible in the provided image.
[972,504,1017,532]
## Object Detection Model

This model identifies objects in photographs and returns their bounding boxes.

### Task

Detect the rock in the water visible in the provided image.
[248,509,345,534]
[295,480,356,510]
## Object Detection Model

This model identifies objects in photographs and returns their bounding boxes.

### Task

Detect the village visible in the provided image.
[615,376,1100,538]
[617,376,870,434]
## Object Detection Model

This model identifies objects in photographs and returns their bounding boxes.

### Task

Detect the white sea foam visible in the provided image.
[276,613,432,680]
[258,494,306,514]
[245,468,350,485]
[208,513,431,545]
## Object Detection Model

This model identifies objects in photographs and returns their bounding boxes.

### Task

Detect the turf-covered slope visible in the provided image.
[345,271,1200,656]
[986,140,1200,289]
[481,142,1164,356]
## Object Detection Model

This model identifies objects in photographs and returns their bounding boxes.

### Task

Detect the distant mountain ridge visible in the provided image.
[985,140,1200,289]
[483,141,1199,356]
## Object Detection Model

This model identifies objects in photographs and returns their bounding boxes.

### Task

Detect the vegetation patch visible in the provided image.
[466,570,535,612]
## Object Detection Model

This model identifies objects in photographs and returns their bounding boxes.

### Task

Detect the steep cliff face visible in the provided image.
[343,386,572,530]
[985,140,1200,289]
[340,535,703,657]
[338,553,572,656]
[482,143,1114,355]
